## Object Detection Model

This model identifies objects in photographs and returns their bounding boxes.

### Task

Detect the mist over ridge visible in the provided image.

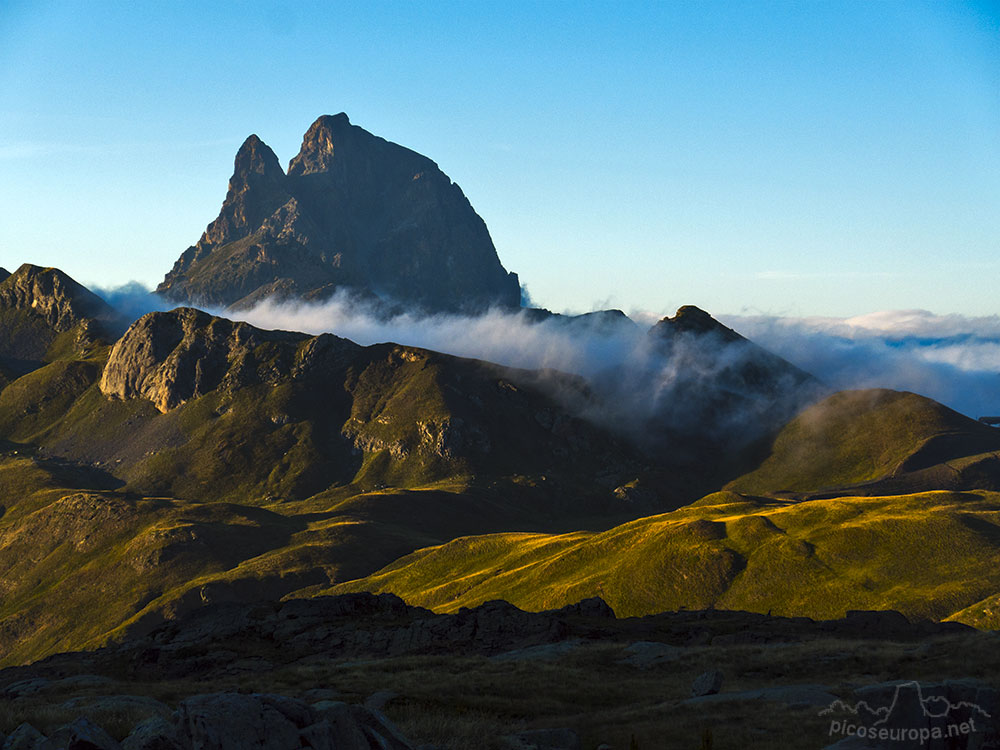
[87,277,1000,423]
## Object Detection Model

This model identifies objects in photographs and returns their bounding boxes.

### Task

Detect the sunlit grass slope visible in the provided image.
[727,389,1000,495]
[329,489,1000,628]
[0,447,562,666]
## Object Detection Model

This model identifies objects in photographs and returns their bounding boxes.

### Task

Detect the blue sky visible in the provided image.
[1,1,997,318]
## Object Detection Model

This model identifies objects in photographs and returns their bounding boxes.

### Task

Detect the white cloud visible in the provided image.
[721,311,1000,418]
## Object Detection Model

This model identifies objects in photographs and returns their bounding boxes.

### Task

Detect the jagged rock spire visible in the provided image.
[157,114,520,313]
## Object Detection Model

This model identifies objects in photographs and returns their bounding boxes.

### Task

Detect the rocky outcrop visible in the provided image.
[99,308,359,412]
[0,264,124,376]
[0,694,416,750]
[0,264,121,336]
[158,113,520,313]
[0,267,9,283]
[94,306,638,508]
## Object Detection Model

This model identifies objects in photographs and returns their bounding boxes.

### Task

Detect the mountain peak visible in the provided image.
[651,305,744,344]
[158,115,521,313]
[233,134,284,180]
[0,267,9,283]
[287,112,357,177]
[0,263,120,334]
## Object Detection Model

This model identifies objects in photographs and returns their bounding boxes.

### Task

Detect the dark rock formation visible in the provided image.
[691,669,724,697]
[158,114,520,313]
[0,693,416,750]
[646,305,821,444]
[648,305,816,396]
[0,267,9,283]
[651,305,744,343]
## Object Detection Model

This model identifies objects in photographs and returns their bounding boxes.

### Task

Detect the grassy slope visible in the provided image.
[0,341,644,665]
[0,445,529,665]
[726,389,1000,495]
[4,280,1000,670]
[329,489,1000,628]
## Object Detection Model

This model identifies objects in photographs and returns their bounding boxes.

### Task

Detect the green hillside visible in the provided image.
[727,389,1000,496]
[3,262,1000,672]
[329,489,1000,628]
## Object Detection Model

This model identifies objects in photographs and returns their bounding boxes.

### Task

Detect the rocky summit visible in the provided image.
[0,264,124,382]
[157,113,521,313]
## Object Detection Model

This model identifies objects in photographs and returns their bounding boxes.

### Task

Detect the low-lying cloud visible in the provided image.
[229,293,816,460]
[720,311,1000,419]
[97,283,1000,423]
[234,293,646,380]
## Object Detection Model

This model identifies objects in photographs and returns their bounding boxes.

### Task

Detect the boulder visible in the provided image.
[691,670,724,697]
[175,693,302,750]
[47,717,122,749]
[363,690,398,711]
[618,641,683,669]
[349,705,415,750]
[308,702,369,750]
[491,640,583,663]
[121,717,183,750]
[3,678,51,699]
[2,724,48,750]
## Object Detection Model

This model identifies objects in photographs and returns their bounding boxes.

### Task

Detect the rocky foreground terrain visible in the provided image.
[1,593,998,749]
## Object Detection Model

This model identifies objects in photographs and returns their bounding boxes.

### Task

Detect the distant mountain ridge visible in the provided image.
[2,262,1000,667]
[157,114,521,313]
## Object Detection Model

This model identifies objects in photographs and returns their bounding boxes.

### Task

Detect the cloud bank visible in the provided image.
[97,283,1000,422]
[720,311,1000,419]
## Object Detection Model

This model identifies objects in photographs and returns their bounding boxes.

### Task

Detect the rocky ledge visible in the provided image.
[99,308,359,412]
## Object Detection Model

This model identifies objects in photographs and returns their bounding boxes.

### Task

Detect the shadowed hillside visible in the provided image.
[3,263,998,677]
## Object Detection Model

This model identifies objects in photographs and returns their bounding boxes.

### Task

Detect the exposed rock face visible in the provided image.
[652,305,744,343]
[0,263,121,336]
[158,113,520,313]
[0,267,9,283]
[95,307,637,506]
[99,307,359,412]
[0,264,124,376]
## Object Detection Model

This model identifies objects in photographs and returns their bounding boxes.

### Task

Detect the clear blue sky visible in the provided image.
[1,1,997,318]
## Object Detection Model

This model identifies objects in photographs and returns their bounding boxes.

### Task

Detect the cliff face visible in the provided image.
[0,264,120,335]
[157,114,521,313]
[99,307,365,413]
[0,264,123,375]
